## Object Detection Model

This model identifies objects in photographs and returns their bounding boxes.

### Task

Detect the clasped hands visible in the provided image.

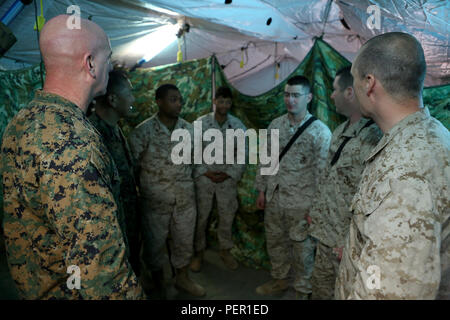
[204,170,230,183]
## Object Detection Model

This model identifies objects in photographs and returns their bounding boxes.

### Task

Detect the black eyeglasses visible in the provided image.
[284,92,309,98]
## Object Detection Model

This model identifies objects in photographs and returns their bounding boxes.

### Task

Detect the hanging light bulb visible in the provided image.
[240,48,245,68]
[275,62,280,80]
[177,37,183,63]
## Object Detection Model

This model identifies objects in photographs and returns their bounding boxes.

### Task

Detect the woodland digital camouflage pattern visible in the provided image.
[255,112,331,293]
[88,112,140,274]
[0,91,144,299]
[128,115,197,270]
[193,112,247,251]
[336,108,450,300]
[309,118,382,299]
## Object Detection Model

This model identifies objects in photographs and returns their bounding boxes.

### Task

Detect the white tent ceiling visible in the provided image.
[0,0,448,95]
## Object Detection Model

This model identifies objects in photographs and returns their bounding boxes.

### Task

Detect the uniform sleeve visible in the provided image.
[254,121,273,193]
[224,121,248,182]
[41,150,144,300]
[348,176,441,299]
[312,126,331,193]
[358,124,382,163]
[128,126,148,165]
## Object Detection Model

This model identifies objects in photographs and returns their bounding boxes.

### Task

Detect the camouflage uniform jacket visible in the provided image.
[0,91,143,299]
[308,118,382,248]
[128,114,195,204]
[88,113,138,242]
[336,108,450,299]
[193,112,247,181]
[255,112,331,209]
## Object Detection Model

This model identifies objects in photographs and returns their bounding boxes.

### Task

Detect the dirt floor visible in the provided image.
[0,235,284,300]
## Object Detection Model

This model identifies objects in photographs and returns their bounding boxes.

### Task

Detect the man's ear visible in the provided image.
[85,54,96,79]
[307,93,312,103]
[365,74,376,96]
[346,86,354,99]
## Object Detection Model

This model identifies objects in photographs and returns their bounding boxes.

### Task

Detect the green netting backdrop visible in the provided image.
[1,39,449,270]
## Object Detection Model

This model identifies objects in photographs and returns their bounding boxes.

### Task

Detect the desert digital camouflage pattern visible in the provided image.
[88,112,140,273]
[255,112,331,293]
[309,118,382,299]
[128,114,196,270]
[336,108,450,300]
[193,112,247,251]
[0,91,143,299]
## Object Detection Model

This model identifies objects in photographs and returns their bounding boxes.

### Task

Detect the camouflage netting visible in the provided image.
[1,39,449,270]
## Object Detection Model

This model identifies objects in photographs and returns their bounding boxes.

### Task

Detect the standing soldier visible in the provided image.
[0,15,143,299]
[88,68,141,277]
[308,66,382,299]
[190,86,247,272]
[255,76,331,299]
[129,84,205,298]
[335,32,449,299]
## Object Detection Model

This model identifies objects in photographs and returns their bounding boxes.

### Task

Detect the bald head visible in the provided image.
[40,15,108,72]
[353,32,426,100]
[40,15,112,104]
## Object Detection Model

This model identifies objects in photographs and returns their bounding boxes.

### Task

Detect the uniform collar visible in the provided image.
[33,90,84,117]
[155,114,184,135]
[341,117,373,138]
[211,112,231,128]
[364,107,431,163]
[284,111,312,128]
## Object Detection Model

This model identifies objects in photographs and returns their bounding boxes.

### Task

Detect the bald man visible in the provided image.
[335,32,449,300]
[0,15,144,299]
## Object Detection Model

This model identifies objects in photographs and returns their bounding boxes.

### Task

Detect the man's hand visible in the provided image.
[204,171,230,183]
[256,191,266,210]
[305,213,312,225]
[333,247,343,261]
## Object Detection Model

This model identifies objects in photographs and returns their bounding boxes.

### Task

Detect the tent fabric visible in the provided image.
[0,39,449,269]
[0,0,448,92]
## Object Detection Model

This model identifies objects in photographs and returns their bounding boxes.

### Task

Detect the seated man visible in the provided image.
[190,86,247,272]
[129,84,205,298]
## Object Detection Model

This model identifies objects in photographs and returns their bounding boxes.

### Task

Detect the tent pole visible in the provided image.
[211,55,216,112]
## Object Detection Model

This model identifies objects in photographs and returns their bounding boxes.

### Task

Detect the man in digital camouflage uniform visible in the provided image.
[129,84,205,298]
[88,68,141,277]
[308,66,382,299]
[255,76,331,299]
[335,32,449,300]
[190,86,247,272]
[0,15,144,299]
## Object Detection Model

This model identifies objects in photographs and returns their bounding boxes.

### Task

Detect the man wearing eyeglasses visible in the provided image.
[255,76,331,299]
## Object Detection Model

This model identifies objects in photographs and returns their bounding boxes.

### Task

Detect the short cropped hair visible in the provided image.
[353,32,426,99]
[215,86,233,99]
[105,68,130,97]
[286,75,311,93]
[155,83,179,100]
[335,66,353,91]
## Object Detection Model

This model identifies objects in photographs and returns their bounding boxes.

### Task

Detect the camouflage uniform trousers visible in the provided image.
[310,240,341,300]
[123,196,141,275]
[194,175,239,252]
[139,193,197,271]
[265,189,316,294]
